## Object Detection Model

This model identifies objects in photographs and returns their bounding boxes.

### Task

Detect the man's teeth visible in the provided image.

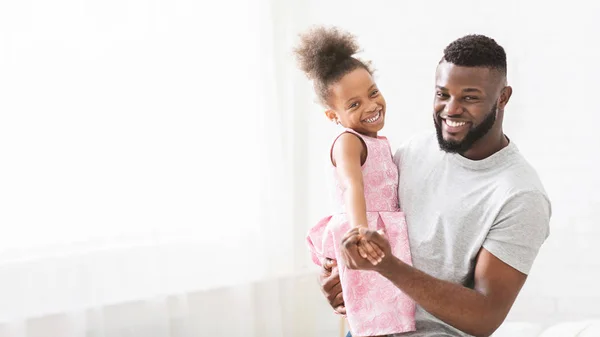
[364,111,381,123]
[446,119,466,127]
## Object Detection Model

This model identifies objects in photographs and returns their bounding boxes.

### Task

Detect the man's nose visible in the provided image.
[444,99,462,116]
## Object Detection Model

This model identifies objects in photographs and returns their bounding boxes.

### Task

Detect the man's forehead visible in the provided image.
[435,61,500,88]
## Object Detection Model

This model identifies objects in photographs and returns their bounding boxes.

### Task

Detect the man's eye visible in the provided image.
[349,102,359,109]
[371,90,379,96]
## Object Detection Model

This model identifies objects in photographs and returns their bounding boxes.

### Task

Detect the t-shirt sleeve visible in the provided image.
[482,190,551,275]
[393,137,413,168]
[393,147,403,169]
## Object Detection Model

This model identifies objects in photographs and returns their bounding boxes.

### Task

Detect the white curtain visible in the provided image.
[0,0,331,336]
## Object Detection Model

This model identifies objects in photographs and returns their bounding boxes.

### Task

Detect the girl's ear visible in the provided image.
[325,109,339,124]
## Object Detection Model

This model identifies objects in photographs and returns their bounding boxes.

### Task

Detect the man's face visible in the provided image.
[433,61,505,153]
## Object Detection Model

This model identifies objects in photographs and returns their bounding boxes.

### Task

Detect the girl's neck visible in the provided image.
[347,127,377,139]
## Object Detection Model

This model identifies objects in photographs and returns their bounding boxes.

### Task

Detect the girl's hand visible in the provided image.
[357,235,385,265]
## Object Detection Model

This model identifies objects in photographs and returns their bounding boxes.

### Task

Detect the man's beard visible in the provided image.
[435,103,497,154]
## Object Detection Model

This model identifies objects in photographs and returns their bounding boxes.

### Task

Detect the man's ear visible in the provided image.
[498,86,513,110]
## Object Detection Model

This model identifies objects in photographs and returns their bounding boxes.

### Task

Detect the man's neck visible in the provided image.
[461,131,509,161]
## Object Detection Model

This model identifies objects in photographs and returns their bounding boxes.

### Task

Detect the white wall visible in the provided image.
[1,0,599,334]
[296,0,600,328]
[0,0,276,323]
[0,0,264,254]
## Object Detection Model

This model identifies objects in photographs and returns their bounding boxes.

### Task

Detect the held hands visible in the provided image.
[318,228,394,314]
[356,230,385,265]
[341,227,393,272]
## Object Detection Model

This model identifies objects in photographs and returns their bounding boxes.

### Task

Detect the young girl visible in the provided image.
[294,26,416,336]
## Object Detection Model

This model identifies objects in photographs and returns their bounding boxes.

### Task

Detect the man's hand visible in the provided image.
[318,258,346,315]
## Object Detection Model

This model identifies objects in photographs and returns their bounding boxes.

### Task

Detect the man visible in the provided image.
[319,35,551,337]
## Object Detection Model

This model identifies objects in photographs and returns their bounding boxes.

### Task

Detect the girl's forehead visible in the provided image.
[331,68,375,98]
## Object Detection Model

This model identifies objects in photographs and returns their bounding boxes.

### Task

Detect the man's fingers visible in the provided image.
[322,275,339,292]
[334,305,346,315]
[317,259,344,312]
[321,267,340,293]
[341,227,361,246]
[357,227,384,237]
[331,287,344,307]
[321,269,343,307]
[342,236,360,252]
[322,258,337,272]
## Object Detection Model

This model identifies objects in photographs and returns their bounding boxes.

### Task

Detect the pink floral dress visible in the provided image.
[306,129,416,336]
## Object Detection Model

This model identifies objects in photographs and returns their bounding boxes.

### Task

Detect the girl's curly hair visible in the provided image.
[293,26,373,106]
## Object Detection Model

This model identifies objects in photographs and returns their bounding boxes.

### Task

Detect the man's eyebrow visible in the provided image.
[463,88,483,93]
[435,86,483,94]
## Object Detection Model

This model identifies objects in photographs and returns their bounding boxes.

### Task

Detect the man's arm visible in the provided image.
[378,247,526,337]
[340,228,527,337]
[337,190,550,336]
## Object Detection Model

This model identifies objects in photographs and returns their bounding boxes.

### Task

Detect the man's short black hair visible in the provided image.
[442,34,506,75]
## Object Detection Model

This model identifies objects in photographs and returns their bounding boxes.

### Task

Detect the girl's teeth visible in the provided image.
[365,111,381,123]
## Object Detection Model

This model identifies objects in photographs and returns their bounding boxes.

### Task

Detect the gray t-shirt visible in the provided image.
[392,132,551,337]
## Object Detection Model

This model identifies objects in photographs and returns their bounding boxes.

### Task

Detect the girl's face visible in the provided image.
[325,68,386,138]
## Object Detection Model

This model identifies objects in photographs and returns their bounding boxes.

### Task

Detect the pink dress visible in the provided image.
[307,129,416,336]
